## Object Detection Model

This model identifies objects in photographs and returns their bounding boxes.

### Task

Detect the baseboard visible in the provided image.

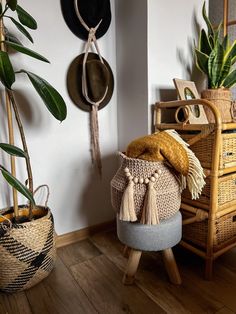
[56,219,116,248]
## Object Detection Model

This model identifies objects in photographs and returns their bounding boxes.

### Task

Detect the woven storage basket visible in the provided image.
[111,153,181,221]
[182,172,236,212]
[181,132,236,170]
[201,88,233,123]
[182,209,236,251]
[0,205,56,293]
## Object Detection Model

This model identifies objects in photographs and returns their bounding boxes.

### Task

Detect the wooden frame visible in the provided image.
[154,98,236,279]
[173,78,208,124]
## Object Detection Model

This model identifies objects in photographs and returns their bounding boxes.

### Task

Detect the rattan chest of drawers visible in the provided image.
[155,98,236,280]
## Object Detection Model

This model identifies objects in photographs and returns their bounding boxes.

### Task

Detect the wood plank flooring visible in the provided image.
[1,229,236,313]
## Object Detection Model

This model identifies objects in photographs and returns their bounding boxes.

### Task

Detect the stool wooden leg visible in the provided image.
[162,248,182,285]
[123,249,142,285]
[123,245,131,258]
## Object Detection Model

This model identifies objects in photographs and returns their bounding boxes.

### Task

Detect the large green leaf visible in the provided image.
[223,69,236,88]
[210,43,224,87]
[4,41,49,63]
[199,29,212,56]
[16,5,37,30]
[195,48,209,74]
[202,1,214,35]
[6,0,17,11]
[0,51,15,89]
[8,16,33,42]
[20,70,67,121]
[0,143,26,158]
[0,167,35,204]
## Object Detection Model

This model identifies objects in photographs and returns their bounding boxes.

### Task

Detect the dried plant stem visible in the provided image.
[0,14,19,218]
[8,91,34,220]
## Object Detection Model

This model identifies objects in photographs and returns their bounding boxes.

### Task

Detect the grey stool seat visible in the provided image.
[117,212,182,285]
[117,212,182,251]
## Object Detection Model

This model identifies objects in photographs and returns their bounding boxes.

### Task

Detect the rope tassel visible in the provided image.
[119,180,137,222]
[141,181,159,225]
[90,104,102,176]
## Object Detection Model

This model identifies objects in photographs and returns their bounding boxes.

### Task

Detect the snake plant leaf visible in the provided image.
[214,22,222,44]
[16,5,37,30]
[8,17,33,42]
[199,29,212,56]
[0,143,26,158]
[195,48,209,74]
[4,41,49,63]
[222,35,229,52]
[202,1,214,35]
[20,70,67,121]
[6,0,17,11]
[0,167,35,204]
[224,39,236,65]
[208,49,216,85]
[222,69,236,88]
[210,44,224,88]
[0,51,15,89]
[218,55,231,86]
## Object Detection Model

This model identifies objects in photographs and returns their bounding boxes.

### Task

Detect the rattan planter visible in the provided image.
[0,205,56,293]
[111,153,181,222]
[201,88,232,123]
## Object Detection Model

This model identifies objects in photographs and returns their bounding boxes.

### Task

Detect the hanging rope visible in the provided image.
[74,0,108,176]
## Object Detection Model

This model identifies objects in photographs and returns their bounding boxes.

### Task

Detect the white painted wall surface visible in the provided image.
[115,0,149,151]
[0,0,117,235]
[148,0,208,126]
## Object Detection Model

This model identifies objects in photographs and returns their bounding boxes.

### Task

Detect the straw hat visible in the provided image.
[67,52,114,111]
[61,0,111,40]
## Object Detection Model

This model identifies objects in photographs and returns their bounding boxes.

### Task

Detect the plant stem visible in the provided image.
[0,11,19,218]
[8,91,34,220]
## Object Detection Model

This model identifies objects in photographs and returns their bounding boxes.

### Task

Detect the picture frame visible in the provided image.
[173,78,208,124]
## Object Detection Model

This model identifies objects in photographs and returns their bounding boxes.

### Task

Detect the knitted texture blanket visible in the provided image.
[126,129,205,200]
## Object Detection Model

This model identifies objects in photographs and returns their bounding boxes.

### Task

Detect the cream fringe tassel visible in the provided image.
[119,180,137,222]
[140,181,159,225]
[164,129,205,200]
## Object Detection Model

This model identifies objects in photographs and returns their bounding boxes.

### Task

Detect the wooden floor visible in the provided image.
[1,229,236,314]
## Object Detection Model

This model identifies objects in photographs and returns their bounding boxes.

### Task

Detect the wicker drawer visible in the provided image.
[182,209,236,251]
[181,132,236,169]
[182,172,236,211]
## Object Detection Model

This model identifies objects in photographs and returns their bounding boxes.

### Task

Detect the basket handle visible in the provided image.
[28,184,50,208]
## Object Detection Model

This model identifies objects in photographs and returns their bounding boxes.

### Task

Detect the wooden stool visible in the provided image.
[117,212,182,285]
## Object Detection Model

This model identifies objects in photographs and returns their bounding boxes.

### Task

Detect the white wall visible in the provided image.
[148,0,208,127]
[116,0,149,151]
[0,0,118,235]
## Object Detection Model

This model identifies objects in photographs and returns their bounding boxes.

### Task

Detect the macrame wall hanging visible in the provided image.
[61,0,114,176]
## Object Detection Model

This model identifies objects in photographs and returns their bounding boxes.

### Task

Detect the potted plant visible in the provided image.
[195,2,236,123]
[0,0,67,293]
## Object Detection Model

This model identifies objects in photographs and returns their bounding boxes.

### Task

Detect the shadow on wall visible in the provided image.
[56,153,118,230]
[79,153,117,226]
[176,7,206,94]
[151,88,177,131]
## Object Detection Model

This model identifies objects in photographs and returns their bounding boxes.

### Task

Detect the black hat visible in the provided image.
[61,0,112,40]
[67,52,114,111]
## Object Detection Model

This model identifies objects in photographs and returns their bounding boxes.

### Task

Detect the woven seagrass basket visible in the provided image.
[111,153,181,222]
[201,88,233,123]
[0,205,56,293]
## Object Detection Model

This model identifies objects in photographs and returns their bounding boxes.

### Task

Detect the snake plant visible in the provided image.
[195,2,236,89]
[0,0,67,219]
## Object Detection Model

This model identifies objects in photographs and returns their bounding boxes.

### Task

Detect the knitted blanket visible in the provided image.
[126,129,205,200]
